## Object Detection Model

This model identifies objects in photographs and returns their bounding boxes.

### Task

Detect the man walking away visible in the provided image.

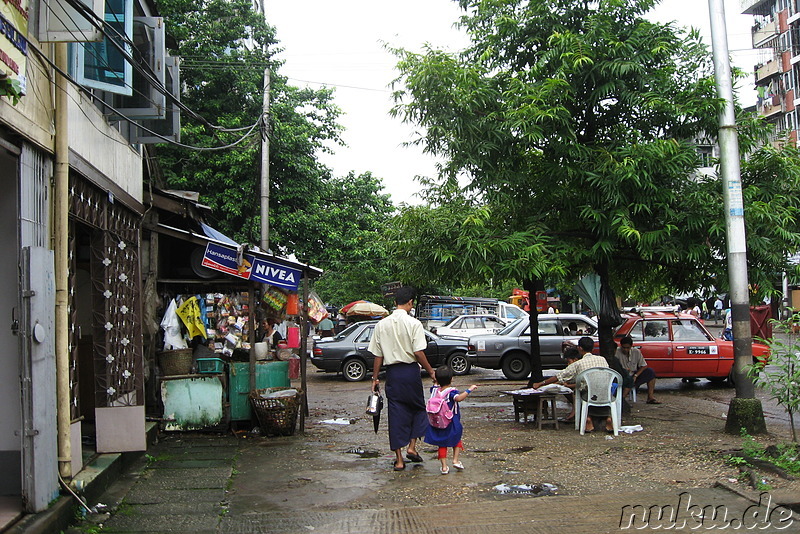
[369,287,437,471]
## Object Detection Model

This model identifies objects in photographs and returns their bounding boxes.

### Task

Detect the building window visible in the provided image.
[72,0,134,96]
[697,146,713,168]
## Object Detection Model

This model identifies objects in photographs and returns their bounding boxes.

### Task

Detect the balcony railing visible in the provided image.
[753,20,778,47]
[756,60,781,82]
[759,100,783,117]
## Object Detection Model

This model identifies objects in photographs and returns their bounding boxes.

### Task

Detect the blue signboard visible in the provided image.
[201,242,301,290]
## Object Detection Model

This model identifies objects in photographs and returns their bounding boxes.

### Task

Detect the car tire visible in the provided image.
[501,352,531,380]
[707,376,728,385]
[448,352,471,376]
[342,358,367,382]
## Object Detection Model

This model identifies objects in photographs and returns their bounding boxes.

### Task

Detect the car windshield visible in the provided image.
[498,318,524,335]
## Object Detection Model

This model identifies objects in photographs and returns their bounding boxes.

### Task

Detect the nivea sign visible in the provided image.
[202,242,301,290]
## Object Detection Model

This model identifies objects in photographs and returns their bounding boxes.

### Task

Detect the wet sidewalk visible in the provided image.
[68,382,800,534]
[69,432,798,534]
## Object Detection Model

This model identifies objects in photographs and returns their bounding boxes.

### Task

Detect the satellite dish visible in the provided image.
[190,246,221,279]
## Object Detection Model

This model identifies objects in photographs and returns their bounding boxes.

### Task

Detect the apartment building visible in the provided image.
[743,0,800,145]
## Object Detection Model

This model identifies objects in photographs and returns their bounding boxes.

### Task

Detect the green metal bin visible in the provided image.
[228,361,290,421]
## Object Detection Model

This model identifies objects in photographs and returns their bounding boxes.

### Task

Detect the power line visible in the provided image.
[27,42,264,151]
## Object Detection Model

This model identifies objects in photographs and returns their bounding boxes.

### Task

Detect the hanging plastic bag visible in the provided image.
[176,296,207,339]
[160,299,187,349]
[306,291,328,324]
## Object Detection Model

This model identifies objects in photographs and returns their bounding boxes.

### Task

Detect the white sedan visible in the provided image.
[433,314,507,339]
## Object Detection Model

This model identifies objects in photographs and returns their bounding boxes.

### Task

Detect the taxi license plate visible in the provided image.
[687,346,711,355]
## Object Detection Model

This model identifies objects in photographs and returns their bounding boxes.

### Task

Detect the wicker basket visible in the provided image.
[249,387,302,436]
[158,349,193,376]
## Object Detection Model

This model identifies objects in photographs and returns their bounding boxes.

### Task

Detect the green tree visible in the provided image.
[309,172,396,307]
[389,0,800,371]
[154,0,343,254]
[391,0,724,356]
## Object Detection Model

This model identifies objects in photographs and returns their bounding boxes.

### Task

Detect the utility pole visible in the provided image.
[260,67,270,253]
[707,0,766,433]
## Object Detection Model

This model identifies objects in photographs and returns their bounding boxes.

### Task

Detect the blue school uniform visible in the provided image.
[424,388,463,447]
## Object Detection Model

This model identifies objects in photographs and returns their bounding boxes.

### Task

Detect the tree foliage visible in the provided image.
[310,172,396,306]
[154,0,343,254]
[390,0,800,306]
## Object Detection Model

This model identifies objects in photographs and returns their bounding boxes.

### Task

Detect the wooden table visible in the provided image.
[502,390,560,430]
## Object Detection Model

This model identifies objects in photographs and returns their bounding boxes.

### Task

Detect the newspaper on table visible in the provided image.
[505,384,572,395]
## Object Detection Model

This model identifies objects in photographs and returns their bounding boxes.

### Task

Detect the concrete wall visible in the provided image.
[67,86,143,203]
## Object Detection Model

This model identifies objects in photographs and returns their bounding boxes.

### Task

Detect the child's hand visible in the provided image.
[468,385,478,392]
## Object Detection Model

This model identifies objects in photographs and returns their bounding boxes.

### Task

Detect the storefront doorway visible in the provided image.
[0,146,21,528]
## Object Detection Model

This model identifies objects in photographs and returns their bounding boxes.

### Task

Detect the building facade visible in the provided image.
[743,0,799,146]
[1,0,178,521]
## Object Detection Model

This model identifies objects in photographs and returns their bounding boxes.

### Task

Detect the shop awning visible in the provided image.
[153,222,323,290]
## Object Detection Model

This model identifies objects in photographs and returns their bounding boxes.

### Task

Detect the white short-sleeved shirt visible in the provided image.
[368,309,427,366]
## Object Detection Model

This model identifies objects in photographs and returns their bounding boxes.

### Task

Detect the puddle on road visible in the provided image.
[493,483,558,496]
[345,447,381,458]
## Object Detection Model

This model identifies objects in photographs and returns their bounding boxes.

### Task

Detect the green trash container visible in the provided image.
[229,361,290,421]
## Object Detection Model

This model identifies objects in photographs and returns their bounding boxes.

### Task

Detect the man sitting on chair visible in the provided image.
[615,335,660,404]
[532,337,612,433]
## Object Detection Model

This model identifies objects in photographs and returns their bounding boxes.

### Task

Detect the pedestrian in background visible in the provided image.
[714,297,724,323]
[425,366,477,474]
[369,287,437,471]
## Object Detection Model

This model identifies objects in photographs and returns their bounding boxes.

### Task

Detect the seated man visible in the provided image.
[532,337,612,433]
[615,335,660,404]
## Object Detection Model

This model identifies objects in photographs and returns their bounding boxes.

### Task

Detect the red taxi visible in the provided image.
[611,308,770,383]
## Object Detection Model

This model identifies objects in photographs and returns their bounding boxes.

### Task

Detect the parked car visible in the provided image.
[611,309,770,383]
[466,313,598,380]
[311,320,471,381]
[432,314,507,339]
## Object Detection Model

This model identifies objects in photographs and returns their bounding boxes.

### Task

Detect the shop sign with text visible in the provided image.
[1,0,28,93]
[201,242,301,290]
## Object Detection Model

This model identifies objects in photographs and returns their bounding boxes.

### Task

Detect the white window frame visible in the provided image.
[72,0,133,96]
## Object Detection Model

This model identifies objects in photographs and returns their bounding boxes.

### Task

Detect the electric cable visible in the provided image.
[28,43,264,151]
[68,0,270,133]
[48,0,266,134]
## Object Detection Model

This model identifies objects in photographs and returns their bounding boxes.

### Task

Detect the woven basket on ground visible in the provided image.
[249,387,302,436]
[158,349,193,376]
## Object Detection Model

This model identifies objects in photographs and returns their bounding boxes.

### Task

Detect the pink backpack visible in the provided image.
[426,387,457,429]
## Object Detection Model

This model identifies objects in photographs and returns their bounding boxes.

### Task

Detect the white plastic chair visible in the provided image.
[574,368,623,436]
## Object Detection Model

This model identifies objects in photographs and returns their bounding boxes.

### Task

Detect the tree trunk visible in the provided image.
[524,277,545,384]
[595,263,621,358]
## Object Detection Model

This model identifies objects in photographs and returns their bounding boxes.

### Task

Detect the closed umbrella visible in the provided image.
[346,302,389,317]
[366,387,384,434]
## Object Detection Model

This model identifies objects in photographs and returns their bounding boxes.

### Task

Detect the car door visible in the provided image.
[537,320,563,366]
[629,319,674,376]
[669,318,720,376]
[353,324,375,366]
[423,332,444,367]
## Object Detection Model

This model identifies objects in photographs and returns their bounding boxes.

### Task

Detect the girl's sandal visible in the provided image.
[440,466,449,475]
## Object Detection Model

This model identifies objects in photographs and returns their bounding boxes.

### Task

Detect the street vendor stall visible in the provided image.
[142,189,323,434]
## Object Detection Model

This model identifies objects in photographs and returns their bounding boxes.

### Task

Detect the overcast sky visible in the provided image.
[268,0,762,205]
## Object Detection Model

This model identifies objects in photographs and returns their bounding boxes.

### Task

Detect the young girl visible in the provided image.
[425,366,478,474]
